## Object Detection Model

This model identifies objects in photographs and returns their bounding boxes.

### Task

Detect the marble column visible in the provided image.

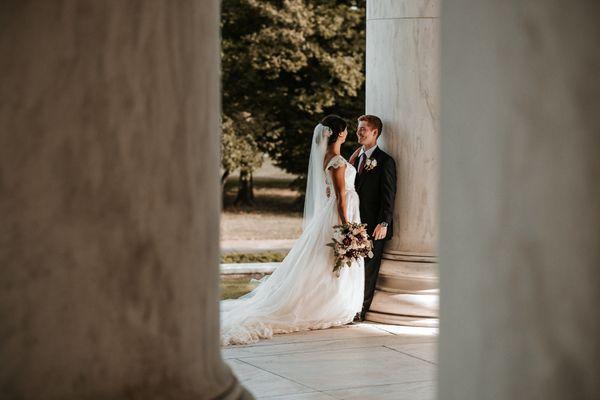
[365,0,440,325]
[439,1,600,399]
[0,1,251,399]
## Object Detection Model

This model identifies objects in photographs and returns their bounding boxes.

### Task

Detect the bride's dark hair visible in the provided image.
[321,114,347,145]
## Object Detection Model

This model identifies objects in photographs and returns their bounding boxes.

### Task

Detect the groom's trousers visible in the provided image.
[361,239,386,320]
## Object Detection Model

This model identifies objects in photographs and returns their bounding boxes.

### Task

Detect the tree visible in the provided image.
[220,113,264,205]
[221,0,366,201]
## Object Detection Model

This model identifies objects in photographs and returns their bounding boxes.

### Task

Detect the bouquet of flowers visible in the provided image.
[327,222,374,277]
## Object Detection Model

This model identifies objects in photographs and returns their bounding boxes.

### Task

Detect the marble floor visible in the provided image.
[222,323,438,400]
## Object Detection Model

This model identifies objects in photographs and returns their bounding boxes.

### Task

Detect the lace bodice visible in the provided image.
[325,155,356,192]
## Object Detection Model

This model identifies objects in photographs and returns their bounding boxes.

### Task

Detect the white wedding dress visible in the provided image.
[220,126,364,346]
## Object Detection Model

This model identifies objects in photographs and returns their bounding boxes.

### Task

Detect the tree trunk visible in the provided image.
[221,169,230,205]
[234,169,255,206]
[221,170,230,187]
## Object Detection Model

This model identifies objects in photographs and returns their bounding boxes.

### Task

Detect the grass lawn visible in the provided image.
[220,274,269,300]
[221,251,287,264]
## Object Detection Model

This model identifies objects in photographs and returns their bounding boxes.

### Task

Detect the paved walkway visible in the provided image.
[221,239,295,254]
[222,322,438,400]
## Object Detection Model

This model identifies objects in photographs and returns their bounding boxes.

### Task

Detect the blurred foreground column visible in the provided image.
[439,1,600,399]
[0,2,250,399]
[365,0,440,325]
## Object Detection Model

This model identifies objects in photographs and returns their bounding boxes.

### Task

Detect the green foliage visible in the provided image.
[222,0,366,181]
[221,113,264,178]
[220,276,264,300]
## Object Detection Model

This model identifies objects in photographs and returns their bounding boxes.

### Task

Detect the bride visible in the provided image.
[221,115,364,346]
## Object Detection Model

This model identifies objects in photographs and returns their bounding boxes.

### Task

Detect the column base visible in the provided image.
[365,311,439,327]
[368,289,439,316]
[366,257,439,325]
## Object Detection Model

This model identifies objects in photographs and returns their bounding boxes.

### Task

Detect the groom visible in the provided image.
[350,115,397,321]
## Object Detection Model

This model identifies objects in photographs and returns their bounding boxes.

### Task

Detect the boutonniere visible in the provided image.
[364,158,377,171]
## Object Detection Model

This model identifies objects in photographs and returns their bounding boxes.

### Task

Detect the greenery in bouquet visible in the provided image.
[326,222,373,277]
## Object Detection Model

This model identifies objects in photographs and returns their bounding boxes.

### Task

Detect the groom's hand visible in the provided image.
[373,224,387,240]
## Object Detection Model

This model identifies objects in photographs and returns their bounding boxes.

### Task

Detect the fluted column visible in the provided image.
[0,1,250,399]
[365,0,440,325]
[439,1,600,399]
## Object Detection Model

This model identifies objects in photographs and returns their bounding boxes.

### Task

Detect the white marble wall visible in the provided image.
[439,0,600,399]
[365,0,440,324]
[0,1,250,399]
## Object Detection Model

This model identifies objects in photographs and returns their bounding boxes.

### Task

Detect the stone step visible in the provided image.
[220,262,280,275]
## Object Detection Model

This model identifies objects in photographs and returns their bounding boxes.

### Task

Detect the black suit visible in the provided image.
[353,146,397,319]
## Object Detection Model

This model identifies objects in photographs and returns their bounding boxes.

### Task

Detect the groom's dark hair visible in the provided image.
[358,115,383,137]
[321,114,348,145]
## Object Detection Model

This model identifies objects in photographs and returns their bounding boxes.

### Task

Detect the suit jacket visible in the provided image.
[353,146,397,240]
